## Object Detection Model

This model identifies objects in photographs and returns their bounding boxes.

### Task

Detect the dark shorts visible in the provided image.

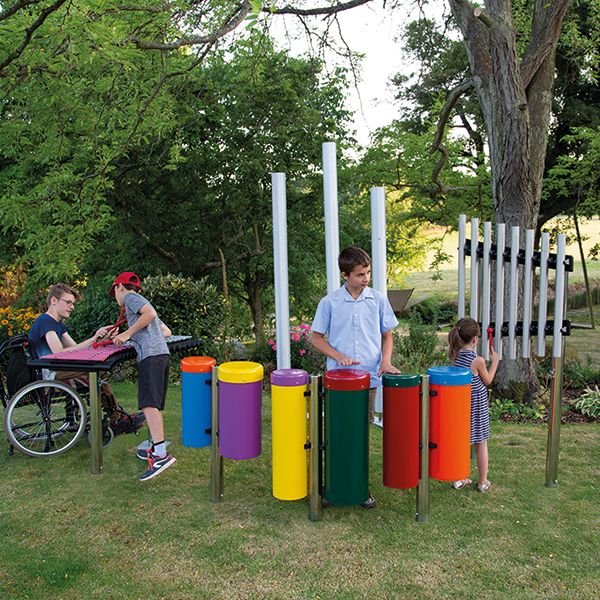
[138,354,170,410]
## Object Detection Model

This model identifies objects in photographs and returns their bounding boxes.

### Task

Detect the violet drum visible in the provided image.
[217,361,264,460]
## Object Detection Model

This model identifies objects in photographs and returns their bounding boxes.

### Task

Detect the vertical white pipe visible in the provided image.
[522,229,535,358]
[371,187,387,417]
[370,188,386,294]
[537,232,550,356]
[272,173,291,369]
[508,226,520,360]
[481,222,492,359]
[323,142,340,294]
[494,223,506,360]
[553,235,567,358]
[470,218,479,318]
[458,215,467,319]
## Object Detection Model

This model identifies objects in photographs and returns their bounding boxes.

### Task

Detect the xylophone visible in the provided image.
[28,335,202,475]
[33,336,198,371]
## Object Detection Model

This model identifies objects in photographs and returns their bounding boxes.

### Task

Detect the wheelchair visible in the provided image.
[0,334,117,457]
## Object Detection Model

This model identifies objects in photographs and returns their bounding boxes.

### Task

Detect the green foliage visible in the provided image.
[562,359,600,390]
[0,3,190,289]
[65,275,119,342]
[142,274,227,358]
[405,297,456,325]
[536,355,600,395]
[489,398,546,422]
[393,316,447,374]
[573,386,600,418]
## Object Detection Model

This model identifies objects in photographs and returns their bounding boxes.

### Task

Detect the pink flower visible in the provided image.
[291,333,301,342]
[272,343,277,350]
[300,324,311,330]
[299,349,306,356]
[267,339,275,346]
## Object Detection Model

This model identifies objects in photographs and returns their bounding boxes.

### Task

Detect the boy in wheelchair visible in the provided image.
[27,283,145,436]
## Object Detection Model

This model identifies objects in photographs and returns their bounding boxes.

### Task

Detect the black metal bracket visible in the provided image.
[464,239,574,272]
[486,320,571,338]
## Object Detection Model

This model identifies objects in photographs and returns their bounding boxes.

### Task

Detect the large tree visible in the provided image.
[0,0,370,291]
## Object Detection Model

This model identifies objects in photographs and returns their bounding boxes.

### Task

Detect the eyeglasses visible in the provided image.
[58,298,75,307]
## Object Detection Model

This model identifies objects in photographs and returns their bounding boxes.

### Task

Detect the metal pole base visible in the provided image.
[416,375,429,523]
[544,353,564,488]
[308,375,323,522]
[210,366,224,502]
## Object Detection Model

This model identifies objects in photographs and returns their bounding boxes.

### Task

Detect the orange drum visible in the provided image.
[427,367,472,481]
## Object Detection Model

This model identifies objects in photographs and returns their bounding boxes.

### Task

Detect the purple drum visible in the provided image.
[217,361,264,460]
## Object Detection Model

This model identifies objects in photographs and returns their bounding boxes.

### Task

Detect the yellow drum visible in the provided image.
[271,369,309,500]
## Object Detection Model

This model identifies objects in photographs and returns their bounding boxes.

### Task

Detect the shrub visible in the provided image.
[405,297,456,325]
[573,386,600,419]
[489,397,546,422]
[0,306,40,341]
[66,275,119,341]
[393,316,448,374]
[142,273,228,360]
[265,323,326,375]
[562,359,600,390]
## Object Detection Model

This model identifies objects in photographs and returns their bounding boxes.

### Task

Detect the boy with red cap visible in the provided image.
[110,272,175,481]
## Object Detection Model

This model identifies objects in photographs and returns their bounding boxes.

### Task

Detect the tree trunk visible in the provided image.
[448,0,570,402]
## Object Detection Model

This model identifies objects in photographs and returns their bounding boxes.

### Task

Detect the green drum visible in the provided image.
[323,369,370,506]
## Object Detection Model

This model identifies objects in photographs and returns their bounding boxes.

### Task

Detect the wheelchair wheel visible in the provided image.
[86,421,114,448]
[4,380,86,457]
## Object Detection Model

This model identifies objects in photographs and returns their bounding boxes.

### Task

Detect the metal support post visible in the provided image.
[416,375,430,523]
[546,239,567,488]
[308,375,323,522]
[89,371,103,474]
[210,365,223,502]
[545,344,565,488]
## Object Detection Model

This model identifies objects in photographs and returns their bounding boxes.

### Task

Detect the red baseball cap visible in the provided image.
[109,272,141,296]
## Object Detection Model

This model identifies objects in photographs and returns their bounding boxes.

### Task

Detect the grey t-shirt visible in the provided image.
[123,292,169,362]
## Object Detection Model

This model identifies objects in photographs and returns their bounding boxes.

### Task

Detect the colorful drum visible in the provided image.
[382,373,421,489]
[181,356,216,448]
[271,369,309,500]
[323,369,370,506]
[218,361,264,460]
[427,366,472,481]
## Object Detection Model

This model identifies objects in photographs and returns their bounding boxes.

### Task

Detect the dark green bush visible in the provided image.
[489,398,546,421]
[405,297,456,325]
[66,275,120,341]
[142,273,228,360]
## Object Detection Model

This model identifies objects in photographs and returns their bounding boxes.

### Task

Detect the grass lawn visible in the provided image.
[1,381,598,599]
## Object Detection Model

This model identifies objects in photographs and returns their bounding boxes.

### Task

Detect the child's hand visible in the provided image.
[490,347,499,363]
[336,353,360,367]
[113,332,131,346]
[379,362,400,376]
[95,326,112,340]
